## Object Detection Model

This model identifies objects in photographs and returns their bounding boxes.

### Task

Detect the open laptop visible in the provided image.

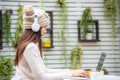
[96,52,106,72]
[63,52,106,80]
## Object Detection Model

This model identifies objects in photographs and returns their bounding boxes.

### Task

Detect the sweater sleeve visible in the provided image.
[42,60,70,73]
[23,43,72,80]
[44,67,70,73]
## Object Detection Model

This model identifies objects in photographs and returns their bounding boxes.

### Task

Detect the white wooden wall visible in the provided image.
[0,0,120,76]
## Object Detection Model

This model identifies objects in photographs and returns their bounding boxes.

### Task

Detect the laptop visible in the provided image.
[63,52,106,80]
[85,52,106,72]
[96,52,106,72]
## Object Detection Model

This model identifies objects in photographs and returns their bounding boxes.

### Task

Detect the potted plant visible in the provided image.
[79,7,94,39]
[3,9,13,46]
[70,45,83,69]
[85,29,93,40]
[0,56,13,80]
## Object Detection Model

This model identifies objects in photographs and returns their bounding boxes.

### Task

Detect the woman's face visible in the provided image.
[41,26,47,36]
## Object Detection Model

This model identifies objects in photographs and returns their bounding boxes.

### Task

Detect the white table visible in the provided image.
[100,75,120,80]
[63,75,120,80]
[63,77,87,80]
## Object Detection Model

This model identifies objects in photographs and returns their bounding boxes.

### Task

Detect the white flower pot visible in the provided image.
[86,33,92,40]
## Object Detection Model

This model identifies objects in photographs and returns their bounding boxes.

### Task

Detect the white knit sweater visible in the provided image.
[12,43,72,80]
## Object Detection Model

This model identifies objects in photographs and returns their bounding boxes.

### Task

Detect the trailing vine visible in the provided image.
[3,9,13,46]
[12,5,23,48]
[57,0,68,68]
[104,0,116,51]
[40,0,44,9]
[71,45,83,69]
[115,0,120,33]
[115,0,120,18]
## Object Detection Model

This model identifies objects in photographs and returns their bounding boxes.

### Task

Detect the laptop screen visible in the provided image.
[96,52,106,72]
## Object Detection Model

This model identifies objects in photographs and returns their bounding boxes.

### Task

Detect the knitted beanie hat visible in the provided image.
[23,5,50,30]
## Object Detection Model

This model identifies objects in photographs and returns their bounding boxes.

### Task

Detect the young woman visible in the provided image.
[12,5,88,80]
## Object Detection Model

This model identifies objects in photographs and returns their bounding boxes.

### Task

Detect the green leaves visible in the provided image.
[71,47,83,69]
[0,56,13,80]
[57,0,66,8]
[104,0,116,51]
[3,9,13,46]
[12,5,23,48]
[57,0,68,68]
[104,0,116,21]
[79,7,93,38]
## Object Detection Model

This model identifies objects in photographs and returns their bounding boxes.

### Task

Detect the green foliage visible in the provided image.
[115,0,120,33]
[3,9,13,46]
[71,46,83,69]
[0,56,13,80]
[12,5,23,48]
[40,0,44,9]
[57,0,66,8]
[101,68,108,75]
[79,7,93,38]
[57,0,68,68]
[115,0,120,17]
[104,0,116,51]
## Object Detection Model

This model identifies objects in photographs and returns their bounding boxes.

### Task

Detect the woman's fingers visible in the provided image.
[80,71,89,77]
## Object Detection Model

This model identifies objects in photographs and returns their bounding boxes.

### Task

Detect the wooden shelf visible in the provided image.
[43,46,54,48]
[78,20,100,42]
[79,39,100,42]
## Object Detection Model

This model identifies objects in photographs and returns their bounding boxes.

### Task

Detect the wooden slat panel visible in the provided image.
[0,0,120,76]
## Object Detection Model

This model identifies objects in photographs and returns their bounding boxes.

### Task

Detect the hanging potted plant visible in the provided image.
[3,9,13,46]
[12,5,23,49]
[79,7,94,40]
[57,0,68,68]
[104,0,116,51]
[0,56,13,80]
[70,45,83,69]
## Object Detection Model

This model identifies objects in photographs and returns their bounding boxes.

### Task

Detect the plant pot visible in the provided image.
[86,33,92,40]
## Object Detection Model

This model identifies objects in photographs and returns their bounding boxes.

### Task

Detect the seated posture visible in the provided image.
[12,5,87,80]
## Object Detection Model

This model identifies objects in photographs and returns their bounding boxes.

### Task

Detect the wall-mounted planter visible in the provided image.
[78,20,100,42]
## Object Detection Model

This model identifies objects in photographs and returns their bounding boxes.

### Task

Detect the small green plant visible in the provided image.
[0,56,13,80]
[3,9,13,46]
[70,45,83,69]
[101,68,108,75]
[12,5,23,48]
[79,7,94,38]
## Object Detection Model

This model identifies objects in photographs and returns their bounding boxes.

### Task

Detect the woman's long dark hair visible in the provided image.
[14,28,42,66]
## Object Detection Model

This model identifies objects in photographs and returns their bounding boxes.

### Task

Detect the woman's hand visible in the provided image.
[70,70,88,77]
